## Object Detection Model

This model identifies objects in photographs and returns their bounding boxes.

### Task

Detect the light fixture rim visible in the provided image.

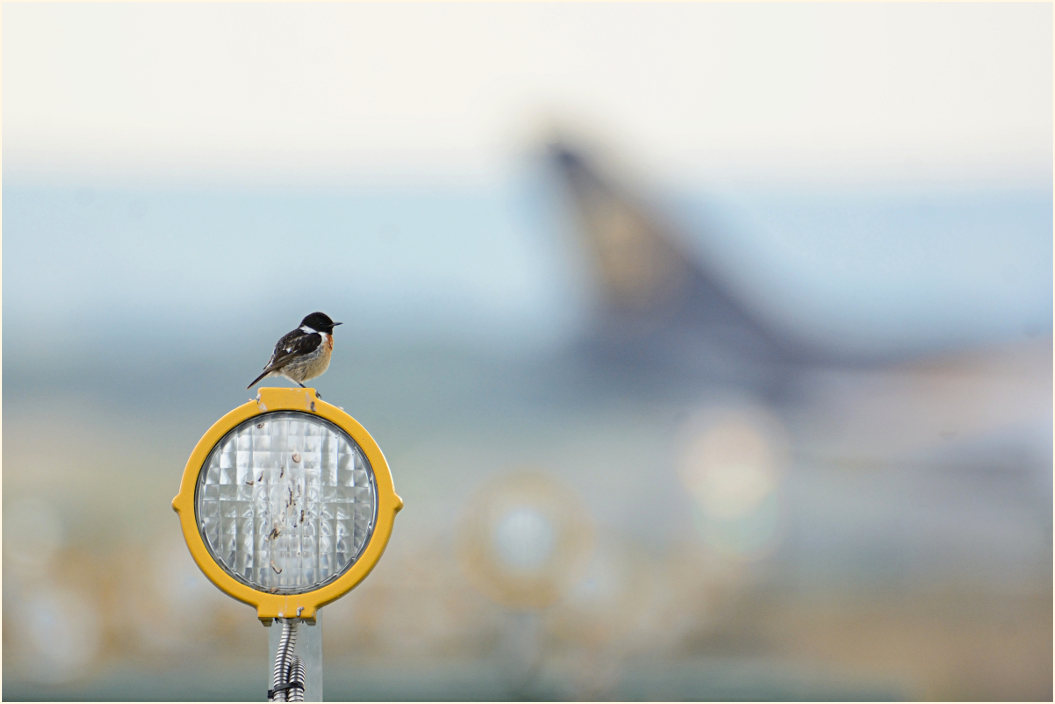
[173,387,402,621]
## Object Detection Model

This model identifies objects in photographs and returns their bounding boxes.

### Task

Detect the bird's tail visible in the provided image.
[247,370,271,389]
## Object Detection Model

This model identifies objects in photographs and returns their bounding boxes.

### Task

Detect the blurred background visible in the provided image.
[2,2,1051,701]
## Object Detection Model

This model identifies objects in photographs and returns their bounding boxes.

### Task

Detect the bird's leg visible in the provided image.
[296,381,321,399]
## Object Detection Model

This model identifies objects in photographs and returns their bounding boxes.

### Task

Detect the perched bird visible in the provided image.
[247,312,343,390]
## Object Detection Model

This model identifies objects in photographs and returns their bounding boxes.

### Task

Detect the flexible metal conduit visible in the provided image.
[269,619,305,702]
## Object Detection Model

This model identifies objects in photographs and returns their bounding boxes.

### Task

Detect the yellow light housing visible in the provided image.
[173,387,402,621]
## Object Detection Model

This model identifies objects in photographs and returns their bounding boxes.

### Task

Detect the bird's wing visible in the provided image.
[264,329,323,370]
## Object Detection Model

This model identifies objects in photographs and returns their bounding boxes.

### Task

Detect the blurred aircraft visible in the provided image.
[537,136,1050,563]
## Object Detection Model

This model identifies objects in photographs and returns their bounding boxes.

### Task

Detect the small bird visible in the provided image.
[247,312,343,390]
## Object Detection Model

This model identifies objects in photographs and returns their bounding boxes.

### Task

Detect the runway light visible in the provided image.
[677,403,787,561]
[19,585,102,682]
[492,506,557,574]
[173,387,402,621]
[458,471,592,609]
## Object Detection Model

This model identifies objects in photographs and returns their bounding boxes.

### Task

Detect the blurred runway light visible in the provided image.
[457,470,593,610]
[492,506,557,575]
[548,539,639,648]
[3,496,65,575]
[547,542,659,666]
[351,542,497,656]
[13,584,103,683]
[676,402,788,561]
[150,537,219,614]
[117,534,231,654]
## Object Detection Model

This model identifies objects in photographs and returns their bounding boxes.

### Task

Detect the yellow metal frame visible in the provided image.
[172,387,403,622]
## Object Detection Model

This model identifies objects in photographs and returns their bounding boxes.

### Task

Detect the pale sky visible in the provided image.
[4,2,1051,187]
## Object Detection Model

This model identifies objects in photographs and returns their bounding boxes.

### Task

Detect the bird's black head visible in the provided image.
[301,311,342,334]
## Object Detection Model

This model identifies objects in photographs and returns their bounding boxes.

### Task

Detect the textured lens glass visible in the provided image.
[195,411,377,594]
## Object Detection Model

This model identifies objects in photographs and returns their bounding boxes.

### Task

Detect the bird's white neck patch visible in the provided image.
[300,325,318,334]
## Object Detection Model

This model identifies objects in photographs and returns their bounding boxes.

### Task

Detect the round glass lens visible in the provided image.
[195,411,378,594]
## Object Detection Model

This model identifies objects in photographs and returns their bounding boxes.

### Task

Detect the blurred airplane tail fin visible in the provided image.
[547,139,803,365]
[548,142,696,315]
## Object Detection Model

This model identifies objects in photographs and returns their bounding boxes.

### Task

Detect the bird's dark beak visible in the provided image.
[333,322,343,326]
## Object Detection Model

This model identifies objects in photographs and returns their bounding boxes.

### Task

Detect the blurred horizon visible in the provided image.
[3,178,1049,356]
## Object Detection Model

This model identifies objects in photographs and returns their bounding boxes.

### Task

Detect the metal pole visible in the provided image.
[267,613,323,701]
